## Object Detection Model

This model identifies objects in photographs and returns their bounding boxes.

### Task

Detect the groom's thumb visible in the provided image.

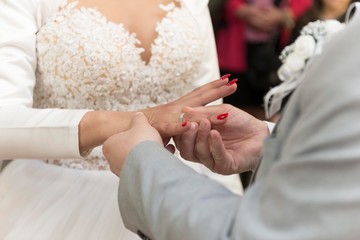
[131,112,150,128]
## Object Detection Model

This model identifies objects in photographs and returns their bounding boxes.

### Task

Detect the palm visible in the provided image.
[209,105,266,173]
[178,104,269,174]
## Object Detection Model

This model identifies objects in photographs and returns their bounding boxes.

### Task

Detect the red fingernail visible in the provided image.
[220,74,231,80]
[217,113,228,120]
[227,78,238,86]
[182,121,188,127]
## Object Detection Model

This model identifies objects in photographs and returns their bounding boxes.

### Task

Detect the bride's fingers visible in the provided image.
[184,82,237,107]
[175,78,237,105]
[183,78,229,98]
[180,107,208,123]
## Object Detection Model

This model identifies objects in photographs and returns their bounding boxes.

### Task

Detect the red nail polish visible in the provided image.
[182,121,188,127]
[217,113,228,120]
[220,74,231,80]
[227,78,238,86]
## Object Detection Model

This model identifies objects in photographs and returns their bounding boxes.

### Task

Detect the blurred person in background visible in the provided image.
[292,0,358,40]
[216,0,312,120]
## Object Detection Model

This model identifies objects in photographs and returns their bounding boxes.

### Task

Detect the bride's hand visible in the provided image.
[79,77,236,154]
[144,77,237,138]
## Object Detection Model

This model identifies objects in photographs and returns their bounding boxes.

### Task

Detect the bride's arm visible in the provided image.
[0,0,89,160]
[0,107,90,160]
[78,78,237,155]
[0,78,236,160]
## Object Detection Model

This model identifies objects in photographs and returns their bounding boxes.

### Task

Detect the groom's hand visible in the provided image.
[174,104,270,174]
[103,112,163,176]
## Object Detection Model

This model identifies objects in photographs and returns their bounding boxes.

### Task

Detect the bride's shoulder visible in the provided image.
[36,0,64,27]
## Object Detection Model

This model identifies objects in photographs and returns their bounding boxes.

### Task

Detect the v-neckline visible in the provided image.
[61,1,180,66]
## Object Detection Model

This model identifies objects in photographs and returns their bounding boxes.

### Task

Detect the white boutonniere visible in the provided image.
[264,20,345,119]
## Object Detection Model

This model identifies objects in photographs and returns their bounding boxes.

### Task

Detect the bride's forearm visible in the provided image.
[78,77,237,154]
[78,106,180,155]
[78,110,136,154]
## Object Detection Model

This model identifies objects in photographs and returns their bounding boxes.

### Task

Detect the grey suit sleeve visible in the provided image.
[235,12,360,239]
[118,13,360,240]
[118,141,240,240]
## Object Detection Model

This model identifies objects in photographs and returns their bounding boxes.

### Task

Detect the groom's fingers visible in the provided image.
[130,112,164,145]
[131,112,149,128]
[174,122,199,162]
[194,119,215,170]
[152,121,191,138]
[209,130,231,175]
[181,105,230,126]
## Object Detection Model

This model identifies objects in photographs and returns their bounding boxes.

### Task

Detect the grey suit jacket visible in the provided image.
[118,11,360,240]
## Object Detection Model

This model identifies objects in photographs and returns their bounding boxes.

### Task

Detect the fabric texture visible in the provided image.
[0,160,138,240]
[118,8,360,239]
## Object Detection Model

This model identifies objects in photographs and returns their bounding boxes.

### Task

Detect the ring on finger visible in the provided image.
[179,112,185,123]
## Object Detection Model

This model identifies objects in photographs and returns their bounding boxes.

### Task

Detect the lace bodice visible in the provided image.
[34,2,204,170]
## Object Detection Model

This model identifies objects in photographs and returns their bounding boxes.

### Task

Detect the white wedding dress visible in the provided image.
[0,1,242,239]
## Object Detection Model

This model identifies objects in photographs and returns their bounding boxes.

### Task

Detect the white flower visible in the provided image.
[277,64,293,82]
[294,35,316,59]
[323,20,345,38]
[283,52,306,72]
[264,18,346,119]
[301,20,326,40]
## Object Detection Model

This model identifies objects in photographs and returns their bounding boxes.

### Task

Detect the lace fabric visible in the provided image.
[34,2,204,170]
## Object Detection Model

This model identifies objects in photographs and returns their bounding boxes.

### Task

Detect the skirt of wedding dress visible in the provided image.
[0,159,140,240]
[0,158,242,240]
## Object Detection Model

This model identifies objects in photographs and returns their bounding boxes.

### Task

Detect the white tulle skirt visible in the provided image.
[0,159,242,240]
[0,159,140,240]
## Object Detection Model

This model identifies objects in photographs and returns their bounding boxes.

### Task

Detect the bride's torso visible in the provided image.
[33,0,205,170]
